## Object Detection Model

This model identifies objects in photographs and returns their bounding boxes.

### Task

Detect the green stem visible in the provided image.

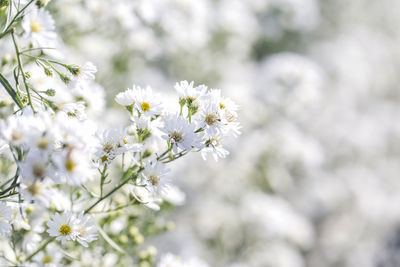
[99,164,108,197]
[24,237,55,262]
[11,29,35,112]
[1,0,35,37]
[84,166,143,214]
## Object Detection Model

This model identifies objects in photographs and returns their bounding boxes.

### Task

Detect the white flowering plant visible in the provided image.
[0,1,240,266]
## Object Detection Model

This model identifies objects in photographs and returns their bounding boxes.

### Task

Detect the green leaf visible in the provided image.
[0,72,24,109]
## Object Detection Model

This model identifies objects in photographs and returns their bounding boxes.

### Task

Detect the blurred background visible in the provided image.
[47,0,400,266]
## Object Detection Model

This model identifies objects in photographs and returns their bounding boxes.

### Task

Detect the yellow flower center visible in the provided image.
[28,183,41,196]
[101,155,108,163]
[11,131,23,142]
[31,22,41,33]
[65,158,75,172]
[43,255,52,264]
[37,137,50,149]
[220,102,226,109]
[148,175,160,187]
[103,142,114,153]
[205,113,218,126]
[169,131,183,143]
[59,224,71,236]
[141,102,150,112]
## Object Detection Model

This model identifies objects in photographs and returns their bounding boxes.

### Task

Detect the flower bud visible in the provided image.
[36,0,51,8]
[44,89,56,96]
[1,53,11,66]
[43,66,53,77]
[66,65,81,76]
[58,73,71,85]
[0,0,9,9]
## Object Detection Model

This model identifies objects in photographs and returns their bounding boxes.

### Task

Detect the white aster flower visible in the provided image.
[131,186,162,211]
[20,178,54,208]
[175,80,207,101]
[22,7,56,47]
[95,129,141,165]
[201,135,230,162]
[133,85,163,119]
[196,102,226,135]
[68,62,97,89]
[140,160,170,194]
[115,87,136,106]
[160,114,199,153]
[75,213,98,247]
[32,244,62,267]
[47,212,78,245]
[160,184,186,206]
[19,151,51,184]
[53,148,94,186]
[60,102,87,121]
[0,202,12,237]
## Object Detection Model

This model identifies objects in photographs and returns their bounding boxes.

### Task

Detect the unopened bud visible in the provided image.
[43,66,53,77]
[66,65,81,76]
[0,0,9,9]
[1,53,11,66]
[44,89,56,96]
[36,0,51,8]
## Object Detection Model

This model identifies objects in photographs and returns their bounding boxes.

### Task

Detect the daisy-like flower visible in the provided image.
[175,81,207,102]
[53,148,94,186]
[133,86,163,119]
[20,178,54,208]
[75,213,98,247]
[201,135,229,162]
[68,62,97,89]
[131,186,162,211]
[140,160,170,194]
[47,212,78,245]
[160,114,199,153]
[115,87,136,106]
[60,102,87,121]
[0,114,32,147]
[19,151,51,184]
[0,202,12,237]
[21,7,56,47]
[95,129,141,165]
[196,101,226,135]
[32,244,63,267]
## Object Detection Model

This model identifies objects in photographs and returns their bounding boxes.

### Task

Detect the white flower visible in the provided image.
[132,86,163,118]
[196,101,226,135]
[140,160,170,194]
[95,129,141,165]
[115,88,136,106]
[69,62,97,89]
[131,186,162,210]
[175,81,207,101]
[75,213,98,247]
[0,114,32,147]
[60,102,87,121]
[22,7,56,47]
[19,151,51,184]
[0,202,12,237]
[47,212,78,245]
[160,114,199,153]
[160,184,186,206]
[20,178,55,208]
[32,244,62,267]
[201,135,229,162]
[53,148,94,186]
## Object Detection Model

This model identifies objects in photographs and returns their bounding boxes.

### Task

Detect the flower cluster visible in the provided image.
[0,1,240,265]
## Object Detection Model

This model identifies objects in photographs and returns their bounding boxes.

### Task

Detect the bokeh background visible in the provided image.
[45,0,400,266]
